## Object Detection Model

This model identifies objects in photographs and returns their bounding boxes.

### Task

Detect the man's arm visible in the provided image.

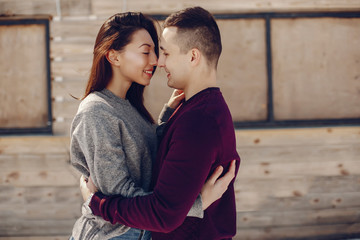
[82,160,236,211]
[90,112,223,232]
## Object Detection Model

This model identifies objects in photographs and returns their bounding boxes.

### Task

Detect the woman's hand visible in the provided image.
[201,160,236,210]
[167,89,185,109]
[80,175,98,202]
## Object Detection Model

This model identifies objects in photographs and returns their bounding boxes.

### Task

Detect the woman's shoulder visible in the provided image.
[79,92,112,113]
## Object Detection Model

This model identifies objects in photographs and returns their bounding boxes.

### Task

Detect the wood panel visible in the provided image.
[50,19,103,43]
[0,136,69,154]
[234,223,360,240]
[272,18,360,120]
[0,127,359,238]
[0,136,80,237]
[3,0,359,17]
[1,1,360,238]
[90,0,360,16]
[0,23,49,129]
[233,126,360,239]
[217,19,268,121]
[0,0,57,16]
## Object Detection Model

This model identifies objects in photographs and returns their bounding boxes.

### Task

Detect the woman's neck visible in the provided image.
[106,72,132,99]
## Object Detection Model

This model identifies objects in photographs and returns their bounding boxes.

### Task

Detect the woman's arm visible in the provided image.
[158,89,185,124]
[71,109,148,197]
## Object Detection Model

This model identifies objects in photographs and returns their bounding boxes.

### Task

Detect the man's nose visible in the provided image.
[158,54,165,68]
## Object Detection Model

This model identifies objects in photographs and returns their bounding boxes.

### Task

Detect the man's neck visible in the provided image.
[184,69,217,101]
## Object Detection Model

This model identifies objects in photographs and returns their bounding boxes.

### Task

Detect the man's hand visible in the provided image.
[167,89,185,109]
[86,176,98,193]
[80,175,92,202]
[80,175,98,202]
[201,160,236,210]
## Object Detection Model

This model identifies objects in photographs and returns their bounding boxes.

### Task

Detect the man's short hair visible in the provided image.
[164,6,222,68]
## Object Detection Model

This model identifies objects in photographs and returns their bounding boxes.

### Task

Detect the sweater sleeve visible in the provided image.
[157,104,175,125]
[71,107,148,197]
[90,111,219,232]
[156,104,176,138]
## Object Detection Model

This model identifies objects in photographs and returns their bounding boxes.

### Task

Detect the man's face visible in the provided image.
[158,27,190,90]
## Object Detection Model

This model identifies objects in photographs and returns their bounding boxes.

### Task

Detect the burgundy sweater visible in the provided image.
[90,87,240,240]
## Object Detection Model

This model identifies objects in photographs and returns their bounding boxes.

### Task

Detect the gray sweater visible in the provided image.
[70,89,202,240]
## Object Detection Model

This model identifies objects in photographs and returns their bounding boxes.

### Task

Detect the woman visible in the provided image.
[69,12,228,240]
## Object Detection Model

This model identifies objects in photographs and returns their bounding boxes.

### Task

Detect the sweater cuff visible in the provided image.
[187,194,204,218]
[89,192,105,217]
[157,104,175,124]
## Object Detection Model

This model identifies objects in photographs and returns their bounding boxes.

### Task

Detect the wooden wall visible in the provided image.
[0,127,359,239]
[0,0,360,239]
[1,0,360,134]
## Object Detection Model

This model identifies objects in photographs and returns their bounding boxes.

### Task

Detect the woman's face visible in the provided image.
[116,29,158,86]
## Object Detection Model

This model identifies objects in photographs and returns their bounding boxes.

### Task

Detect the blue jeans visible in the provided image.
[69,228,151,240]
[110,228,152,240]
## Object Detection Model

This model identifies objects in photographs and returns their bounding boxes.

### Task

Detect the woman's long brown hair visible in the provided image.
[83,12,158,123]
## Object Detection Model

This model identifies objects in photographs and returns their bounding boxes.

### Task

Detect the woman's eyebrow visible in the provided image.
[139,43,152,48]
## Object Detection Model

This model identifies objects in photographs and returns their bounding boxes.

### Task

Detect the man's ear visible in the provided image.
[106,49,121,67]
[190,48,201,67]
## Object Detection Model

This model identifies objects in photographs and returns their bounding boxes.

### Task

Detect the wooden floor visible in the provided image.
[0,126,359,239]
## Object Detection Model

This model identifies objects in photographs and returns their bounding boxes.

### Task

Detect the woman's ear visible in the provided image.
[190,48,201,67]
[106,49,121,67]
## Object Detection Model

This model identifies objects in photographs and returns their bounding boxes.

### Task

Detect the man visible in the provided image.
[85,6,240,239]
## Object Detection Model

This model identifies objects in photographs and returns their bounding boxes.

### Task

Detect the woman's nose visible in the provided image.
[150,52,158,66]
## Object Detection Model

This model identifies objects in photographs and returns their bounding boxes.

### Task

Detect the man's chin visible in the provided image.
[167,80,174,88]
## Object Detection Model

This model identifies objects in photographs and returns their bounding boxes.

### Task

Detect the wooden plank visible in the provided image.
[0,0,57,16]
[235,127,360,147]
[52,79,87,98]
[0,186,81,205]
[0,203,81,220]
[59,0,91,16]
[52,120,73,136]
[236,207,360,228]
[0,169,79,187]
[0,0,89,16]
[238,159,360,178]
[52,81,86,109]
[51,60,91,79]
[50,19,103,43]
[237,143,360,164]
[50,42,93,60]
[0,219,76,236]
[90,0,360,15]
[234,223,360,240]
[272,18,360,120]
[52,101,80,120]
[235,191,360,212]
[0,154,70,170]
[0,137,69,155]
[235,175,360,195]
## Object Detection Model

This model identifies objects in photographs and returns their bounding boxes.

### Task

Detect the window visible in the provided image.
[0,16,52,134]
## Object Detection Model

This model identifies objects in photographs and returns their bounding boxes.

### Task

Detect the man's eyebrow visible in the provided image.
[160,46,166,51]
